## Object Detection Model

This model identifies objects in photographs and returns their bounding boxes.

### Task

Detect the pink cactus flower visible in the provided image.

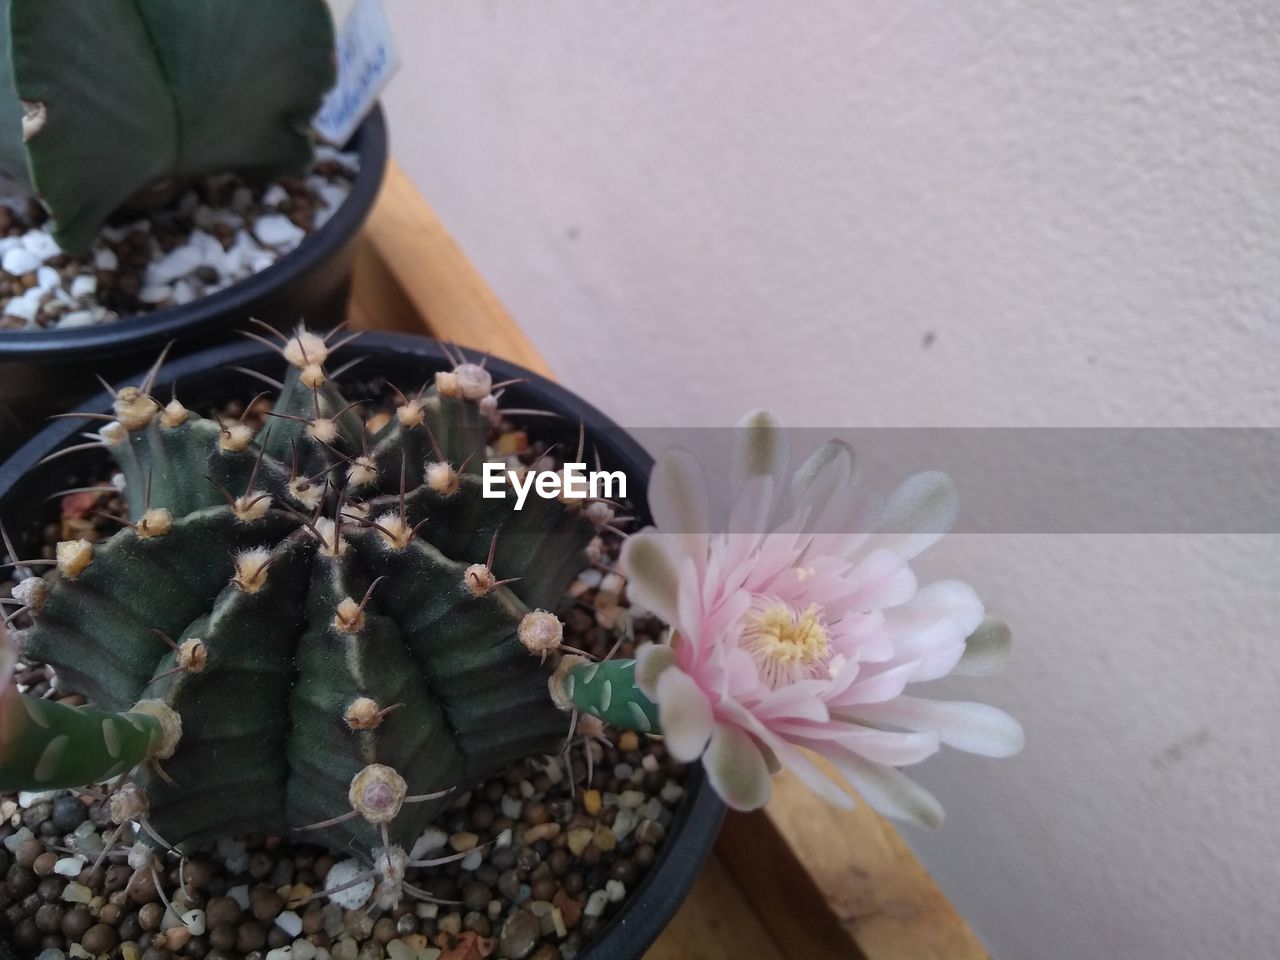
[624,412,1023,825]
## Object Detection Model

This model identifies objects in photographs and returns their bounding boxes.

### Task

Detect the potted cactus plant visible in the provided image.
[0,326,1022,958]
[0,0,389,445]
[0,329,724,959]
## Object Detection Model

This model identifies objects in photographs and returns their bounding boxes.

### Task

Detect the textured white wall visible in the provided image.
[379,3,1279,957]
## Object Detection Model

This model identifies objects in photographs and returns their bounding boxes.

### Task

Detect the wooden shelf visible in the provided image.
[350,159,991,960]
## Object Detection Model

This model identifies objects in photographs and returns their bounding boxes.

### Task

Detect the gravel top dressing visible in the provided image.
[0,148,358,332]
[0,402,686,960]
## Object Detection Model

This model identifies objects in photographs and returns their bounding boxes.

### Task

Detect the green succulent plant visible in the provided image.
[0,327,663,901]
[0,0,337,252]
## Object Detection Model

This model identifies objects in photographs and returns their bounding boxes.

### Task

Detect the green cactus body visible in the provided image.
[562,659,659,734]
[0,0,336,251]
[17,330,605,854]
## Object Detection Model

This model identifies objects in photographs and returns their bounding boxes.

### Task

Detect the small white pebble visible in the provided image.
[20,229,60,261]
[248,249,275,272]
[36,265,60,290]
[35,949,65,960]
[612,809,638,841]
[459,848,483,871]
[53,856,85,877]
[409,826,448,860]
[618,790,645,809]
[494,827,513,849]
[182,908,207,935]
[71,821,102,854]
[219,838,249,875]
[385,940,415,960]
[3,827,33,851]
[18,791,55,809]
[276,910,303,937]
[518,780,535,799]
[1,247,39,277]
[172,279,196,305]
[56,310,95,329]
[254,214,305,248]
[583,889,609,918]
[577,569,603,589]
[292,940,318,960]
[324,858,374,910]
[262,184,290,208]
[500,795,522,820]
[148,244,203,285]
[606,879,626,903]
[61,882,92,904]
[69,274,97,299]
[226,883,251,910]
[93,247,118,271]
[265,947,293,960]
[139,283,172,304]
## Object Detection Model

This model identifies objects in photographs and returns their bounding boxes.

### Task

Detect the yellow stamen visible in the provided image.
[740,600,831,688]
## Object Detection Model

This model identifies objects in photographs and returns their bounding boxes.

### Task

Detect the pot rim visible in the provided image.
[0,330,726,960]
[0,106,389,364]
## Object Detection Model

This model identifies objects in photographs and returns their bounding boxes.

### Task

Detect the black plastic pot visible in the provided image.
[0,106,390,451]
[0,331,725,959]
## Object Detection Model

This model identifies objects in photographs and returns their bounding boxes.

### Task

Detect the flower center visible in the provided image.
[740,599,831,688]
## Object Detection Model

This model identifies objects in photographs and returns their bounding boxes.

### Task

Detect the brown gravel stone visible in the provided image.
[83,922,119,954]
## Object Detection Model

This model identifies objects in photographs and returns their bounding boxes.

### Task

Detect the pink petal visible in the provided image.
[620,532,681,626]
[828,661,918,707]
[850,696,1025,757]
[648,449,711,578]
[869,470,959,559]
[703,722,773,810]
[731,410,789,498]
[953,617,1013,676]
[715,701,855,809]
[792,440,856,507]
[785,726,940,766]
[634,643,678,699]
[655,668,715,762]
[826,750,945,829]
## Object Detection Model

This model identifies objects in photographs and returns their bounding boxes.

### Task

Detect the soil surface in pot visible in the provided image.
[0,148,359,333]
[0,391,686,960]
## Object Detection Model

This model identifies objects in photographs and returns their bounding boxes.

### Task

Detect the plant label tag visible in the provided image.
[314,0,400,145]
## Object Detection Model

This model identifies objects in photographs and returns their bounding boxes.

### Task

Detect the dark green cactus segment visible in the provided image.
[116,418,292,523]
[347,530,568,785]
[16,330,602,853]
[0,693,165,792]
[136,535,313,850]
[565,659,659,734]
[368,394,489,492]
[0,0,336,251]
[286,553,465,851]
[24,509,296,710]
[262,370,366,471]
[364,475,596,611]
